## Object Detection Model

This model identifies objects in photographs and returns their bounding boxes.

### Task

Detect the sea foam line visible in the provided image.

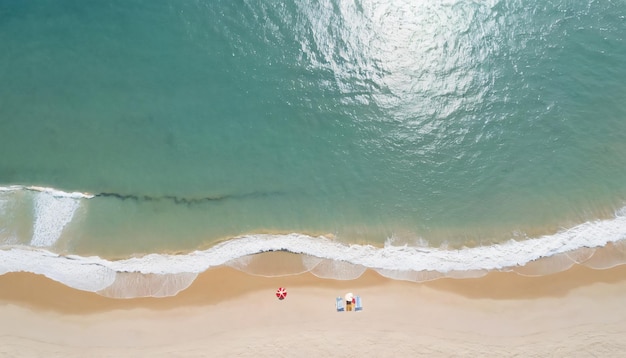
[1,207,626,297]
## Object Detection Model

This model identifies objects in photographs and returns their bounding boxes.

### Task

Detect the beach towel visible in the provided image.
[336,297,345,312]
[355,296,363,311]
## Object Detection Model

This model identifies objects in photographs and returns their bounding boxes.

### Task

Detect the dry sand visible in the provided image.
[2,259,626,357]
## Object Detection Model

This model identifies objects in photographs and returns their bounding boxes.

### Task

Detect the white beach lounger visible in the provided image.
[336,297,345,312]
[354,296,363,311]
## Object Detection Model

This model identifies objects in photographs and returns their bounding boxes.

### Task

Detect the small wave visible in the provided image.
[0,185,95,199]
[1,206,626,298]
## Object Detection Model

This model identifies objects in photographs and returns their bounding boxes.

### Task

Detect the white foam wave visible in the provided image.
[0,248,116,292]
[0,185,94,199]
[30,192,82,247]
[1,207,626,297]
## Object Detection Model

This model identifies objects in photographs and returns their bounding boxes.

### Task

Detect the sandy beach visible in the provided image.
[2,254,626,357]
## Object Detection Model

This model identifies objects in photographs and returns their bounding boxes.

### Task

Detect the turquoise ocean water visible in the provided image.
[1,0,626,297]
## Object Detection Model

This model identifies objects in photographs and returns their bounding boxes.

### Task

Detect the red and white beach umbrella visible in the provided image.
[276,287,287,300]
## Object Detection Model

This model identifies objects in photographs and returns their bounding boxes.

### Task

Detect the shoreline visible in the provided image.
[3,234,626,299]
[2,260,626,356]
[2,262,626,313]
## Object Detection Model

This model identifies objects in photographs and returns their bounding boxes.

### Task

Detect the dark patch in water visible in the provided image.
[95,190,282,206]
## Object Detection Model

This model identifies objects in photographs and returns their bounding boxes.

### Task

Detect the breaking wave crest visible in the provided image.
[1,206,626,298]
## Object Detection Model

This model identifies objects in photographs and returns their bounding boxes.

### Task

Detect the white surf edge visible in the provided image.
[1,206,625,298]
[0,185,95,199]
